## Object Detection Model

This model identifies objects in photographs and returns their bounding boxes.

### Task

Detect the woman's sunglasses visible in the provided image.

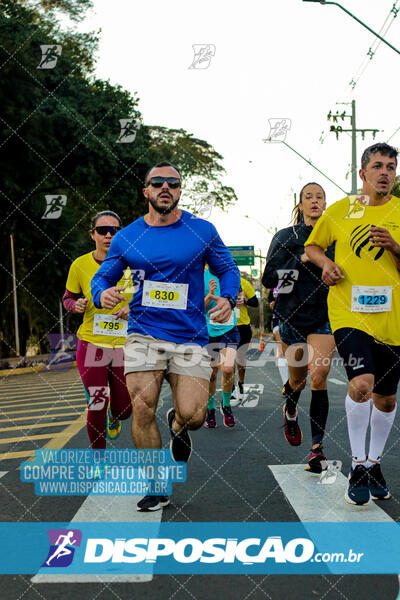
[147,176,181,189]
[93,226,121,236]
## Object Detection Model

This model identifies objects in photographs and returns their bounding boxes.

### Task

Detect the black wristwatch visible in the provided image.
[225,297,236,309]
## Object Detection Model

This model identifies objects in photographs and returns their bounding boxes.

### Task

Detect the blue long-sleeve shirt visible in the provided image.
[91,210,240,346]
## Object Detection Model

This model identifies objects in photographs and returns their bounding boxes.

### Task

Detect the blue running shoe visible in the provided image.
[345,464,370,506]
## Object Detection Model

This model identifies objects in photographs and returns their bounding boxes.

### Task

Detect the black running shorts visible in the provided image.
[334,327,400,396]
[238,324,252,348]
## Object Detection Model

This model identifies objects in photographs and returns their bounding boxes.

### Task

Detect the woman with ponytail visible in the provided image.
[262,183,335,473]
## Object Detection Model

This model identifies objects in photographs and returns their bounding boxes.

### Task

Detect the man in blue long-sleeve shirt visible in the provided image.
[91,161,240,512]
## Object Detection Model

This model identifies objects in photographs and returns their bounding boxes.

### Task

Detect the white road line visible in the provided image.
[269,464,393,522]
[0,472,8,479]
[271,464,399,592]
[32,494,164,583]
[328,378,347,386]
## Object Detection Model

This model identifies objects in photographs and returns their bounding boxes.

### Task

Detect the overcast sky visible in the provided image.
[76,0,400,268]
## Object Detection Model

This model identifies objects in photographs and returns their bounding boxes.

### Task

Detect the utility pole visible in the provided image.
[327,100,380,194]
[10,234,20,357]
[351,100,357,195]
[59,300,64,346]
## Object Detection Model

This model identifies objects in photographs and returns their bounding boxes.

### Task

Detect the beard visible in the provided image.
[376,188,387,197]
[149,195,179,215]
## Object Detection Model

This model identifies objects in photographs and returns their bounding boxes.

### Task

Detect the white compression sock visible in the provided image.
[277,357,289,386]
[345,394,371,468]
[367,404,397,464]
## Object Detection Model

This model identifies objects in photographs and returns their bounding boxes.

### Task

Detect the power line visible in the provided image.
[349,1,400,90]
[387,124,400,143]
[320,3,399,146]
[280,141,347,194]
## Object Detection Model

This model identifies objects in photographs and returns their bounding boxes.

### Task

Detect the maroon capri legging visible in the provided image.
[76,339,132,449]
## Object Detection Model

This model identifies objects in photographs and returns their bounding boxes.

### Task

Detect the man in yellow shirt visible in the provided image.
[305,143,400,506]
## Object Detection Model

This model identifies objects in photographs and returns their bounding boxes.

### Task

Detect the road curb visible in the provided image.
[0,361,77,377]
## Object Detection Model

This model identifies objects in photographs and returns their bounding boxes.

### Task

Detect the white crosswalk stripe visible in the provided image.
[269,464,393,522]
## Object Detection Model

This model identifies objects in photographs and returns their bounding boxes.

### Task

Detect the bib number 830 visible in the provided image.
[150,290,179,301]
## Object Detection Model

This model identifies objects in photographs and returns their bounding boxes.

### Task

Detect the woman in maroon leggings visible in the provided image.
[63,210,132,451]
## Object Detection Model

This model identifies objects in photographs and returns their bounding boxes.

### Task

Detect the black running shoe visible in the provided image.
[369,463,391,500]
[204,408,217,428]
[137,495,170,512]
[345,464,370,506]
[282,405,302,446]
[167,408,192,462]
[220,404,236,428]
[304,444,328,474]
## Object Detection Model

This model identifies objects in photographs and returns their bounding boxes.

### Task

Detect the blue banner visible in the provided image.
[0,522,399,574]
[20,449,186,496]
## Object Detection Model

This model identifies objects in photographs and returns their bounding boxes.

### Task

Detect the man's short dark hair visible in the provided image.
[144,161,182,185]
[361,143,398,170]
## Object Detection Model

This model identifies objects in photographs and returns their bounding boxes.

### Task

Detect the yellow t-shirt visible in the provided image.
[237,277,256,326]
[66,252,133,348]
[305,195,400,345]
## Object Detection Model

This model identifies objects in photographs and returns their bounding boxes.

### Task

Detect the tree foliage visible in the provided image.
[0,0,237,357]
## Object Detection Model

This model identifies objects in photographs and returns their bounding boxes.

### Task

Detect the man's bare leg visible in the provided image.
[126,370,164,448]
[168,373,209,432]
[165,373,209,462]
[127,370,171,512]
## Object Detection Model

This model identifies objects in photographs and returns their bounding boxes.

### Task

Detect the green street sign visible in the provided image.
[234,256,255,266]
[228,245,255,266]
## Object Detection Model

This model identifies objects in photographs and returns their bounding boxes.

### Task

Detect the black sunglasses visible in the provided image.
[94,226,121,236]
[147,176,181,189]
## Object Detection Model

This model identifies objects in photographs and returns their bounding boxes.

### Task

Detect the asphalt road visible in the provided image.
[0,348,399,600]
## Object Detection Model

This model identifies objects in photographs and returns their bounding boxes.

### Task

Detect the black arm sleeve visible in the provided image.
[262,230,294,289]
[245,295,258,308]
